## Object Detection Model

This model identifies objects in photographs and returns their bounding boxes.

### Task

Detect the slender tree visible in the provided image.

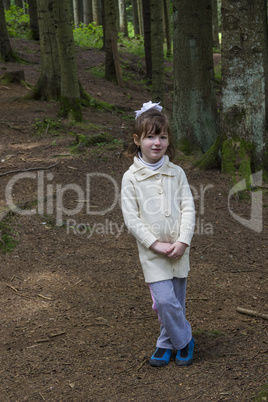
[14,0,23,7]
[131,0,139,37]
[0,0,18,61]
[92,0,101,24]
[3,0,11,9]
[73,0,80,27]
[151,0,164,103]
[104,0,124,86]
[118,0,128,37]
[142,0,152,80]
[172,0,218,153]
[137,0,143,36]
[28,0,39,40]
[83,0,93,24]
[211,0,220,48]
[163,0,172,58]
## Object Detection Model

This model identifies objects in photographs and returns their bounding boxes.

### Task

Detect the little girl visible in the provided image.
[121,101,195,367]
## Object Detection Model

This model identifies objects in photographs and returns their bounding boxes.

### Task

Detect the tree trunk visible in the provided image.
[118,0,128,37]
[151,0,164,103]
[28,0,39,40]
[92,0,101,24]
[14,0,23,7]
[220,0,266,176]
[3,0,11,10]
[104,0,124,86]
[83,0,93,24]
[31,0,61,100]
[131,0,139,38]
[142,0,152,81]
[137,0,143,36]
[73,0,80,27]
[53,0,82,121]
[172,0,218,153]
[211,0,220,48]
[0,0,17,61]
[163,0,172,58]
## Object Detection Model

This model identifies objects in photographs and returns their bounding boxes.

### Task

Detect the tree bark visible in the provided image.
[0,0,17,61]
[14,0,23,7]
[104,0,124,86]
[151,0,164,103]
[118,0,128,37]
[221,0,266,175]
[172,0,218,153]
[53,0,82,121]
[31,0,61,100]
[131,0,139,38]
[83,0,93,24]
[163,0,172,58]
[92,0,101,24]
[3,0,11,10]
[137,0,143,36]
[142,0,152,80]
[211,0,220,48]
[73,0,80,27]
[28,0,39,40]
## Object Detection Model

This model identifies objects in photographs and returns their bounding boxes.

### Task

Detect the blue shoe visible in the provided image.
[149,348,172,367]
[175,338,195,366]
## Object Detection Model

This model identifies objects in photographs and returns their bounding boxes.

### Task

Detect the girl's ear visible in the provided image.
[133,134,140,146]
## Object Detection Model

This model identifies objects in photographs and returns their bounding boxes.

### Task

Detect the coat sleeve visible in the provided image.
[121,171,157,248]
[176,169,195,246]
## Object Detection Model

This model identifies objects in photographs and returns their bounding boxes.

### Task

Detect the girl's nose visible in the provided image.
[154,137,160,145]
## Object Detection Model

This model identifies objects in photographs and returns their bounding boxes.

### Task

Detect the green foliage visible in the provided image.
[33,118,64,136]
[255,384,268,402]
[73,23,103,49]
[0,219,18,254]
[5,5,30,39]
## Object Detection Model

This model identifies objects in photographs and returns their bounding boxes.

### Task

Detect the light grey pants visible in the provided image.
[149,278,192,350]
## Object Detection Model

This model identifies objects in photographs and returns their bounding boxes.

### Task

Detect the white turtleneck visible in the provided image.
[138,152,165,171]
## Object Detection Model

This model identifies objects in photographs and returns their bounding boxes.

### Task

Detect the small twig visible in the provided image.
[137,358,147,371]
[38,293,53,301]
[0,162,59,177]
[237,307,268,320]
[45,123,50,135]
[39,393,46,402]
[49,331,66,338]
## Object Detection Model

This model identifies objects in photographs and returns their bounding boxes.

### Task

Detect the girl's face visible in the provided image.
[133,130,169,164]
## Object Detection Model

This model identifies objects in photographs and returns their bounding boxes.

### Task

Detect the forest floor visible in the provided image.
[0,38,267,402]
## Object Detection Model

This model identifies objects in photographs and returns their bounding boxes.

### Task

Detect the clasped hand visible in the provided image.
[150,241,187,260]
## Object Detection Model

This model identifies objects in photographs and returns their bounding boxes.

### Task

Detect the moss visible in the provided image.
[70,132,114,152]
[221,136,254,188]
[177,138,194,155]
[195,136,222,170]
[254,384,268,402]
[59,97,82,122]
[0,219,18,254]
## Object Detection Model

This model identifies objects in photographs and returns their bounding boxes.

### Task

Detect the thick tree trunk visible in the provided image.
[83,0,93,24]
[31,0,61,100]
[172,0,218,153]
[0,0,17,61]
[28,0,39,40]
[118,0,128,37]
[53,0,82,121]
[142,0,152,81]
[221,0,266,176]
[151,0,164,103]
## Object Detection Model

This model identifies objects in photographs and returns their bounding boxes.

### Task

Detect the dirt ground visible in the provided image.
[0,38,267,402]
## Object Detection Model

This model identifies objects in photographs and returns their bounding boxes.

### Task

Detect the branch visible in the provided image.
[0,163,59,177]
[236,307,268,320]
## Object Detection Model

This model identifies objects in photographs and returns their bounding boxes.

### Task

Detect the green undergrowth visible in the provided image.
[70,132,123,153]
[0,218,18,254]
[255,384,268,401]
[5,5,30,39]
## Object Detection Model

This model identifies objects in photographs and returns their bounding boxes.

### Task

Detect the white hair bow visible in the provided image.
[135,101,163,119]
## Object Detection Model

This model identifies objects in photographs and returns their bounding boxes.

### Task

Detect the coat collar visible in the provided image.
[130,155,177,181]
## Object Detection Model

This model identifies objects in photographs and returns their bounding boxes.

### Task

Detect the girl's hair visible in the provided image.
[127,108,176,161]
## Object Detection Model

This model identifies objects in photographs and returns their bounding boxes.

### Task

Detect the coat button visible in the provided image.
[157,188,163,194]
[164,211,170,217]
[155,174,161,180]
[170,231,176,237]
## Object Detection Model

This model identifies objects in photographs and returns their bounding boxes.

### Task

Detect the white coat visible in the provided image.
[121,156,195,283]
